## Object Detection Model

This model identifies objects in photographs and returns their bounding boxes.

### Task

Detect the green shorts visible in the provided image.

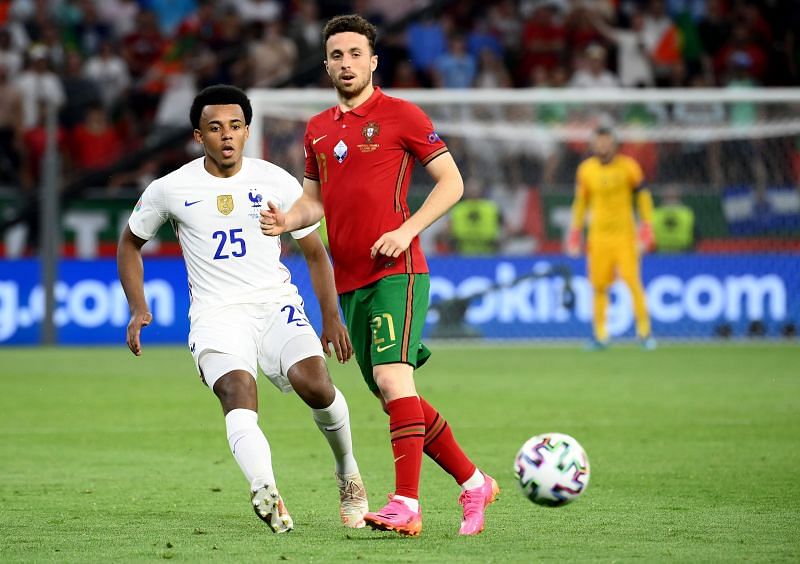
[339,274,432,393]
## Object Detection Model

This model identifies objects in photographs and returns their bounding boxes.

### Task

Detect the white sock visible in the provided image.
[393,495,419,513]
[460,469,485,491]
[225,408,275,492]
[312,387,359,475]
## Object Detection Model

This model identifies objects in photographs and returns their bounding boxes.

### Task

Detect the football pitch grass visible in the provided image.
[1,343,799,562]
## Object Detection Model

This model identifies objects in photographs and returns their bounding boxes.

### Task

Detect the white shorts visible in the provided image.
[188,296,324,393]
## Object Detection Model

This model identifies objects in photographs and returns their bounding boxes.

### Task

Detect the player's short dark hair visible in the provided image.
[594,126,615,138]
[594,126,618,143]
[323,14,377,54]
[189,84,252,129]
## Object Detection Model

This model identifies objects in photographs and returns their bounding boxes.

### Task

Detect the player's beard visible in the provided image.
[333,72,371,100]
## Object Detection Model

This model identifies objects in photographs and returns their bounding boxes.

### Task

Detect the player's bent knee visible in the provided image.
[213,370,258,414]
[283,335,332,408]
[373,363,416,403]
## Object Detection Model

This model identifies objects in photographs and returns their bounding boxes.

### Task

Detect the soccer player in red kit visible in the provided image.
[260,14,499,536]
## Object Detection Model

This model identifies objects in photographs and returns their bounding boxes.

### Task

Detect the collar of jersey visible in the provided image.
[334,87,383,120]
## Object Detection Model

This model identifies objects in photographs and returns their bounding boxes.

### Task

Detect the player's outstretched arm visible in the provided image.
[295,231,353,364]
[370,152,464,258]
[117,225,152,356]
[260,178,325,236]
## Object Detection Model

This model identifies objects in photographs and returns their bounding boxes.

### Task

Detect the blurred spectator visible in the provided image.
[69,0,112,57]
[122,10,165,80]
[287,0,322,63]
[714,24,767,84]
[448,179,500,255]
[84,39,130,111]
[672,73,724,188]
[0,64,23,184]
[569,43,619,88]
[250,21,297,88]
[210,6,248,86]
[406,15,447,80]
[21,99,67,190]
[724,52,767,192]
[98,0,140,40]
[467,19,503,62]
[475,47,512,89]
[518,2,565,83]
[564,5,603,61]
[37,21,65,70]
[592,7,655,87]
[3,5,30,53]
[0,27,22,77]
[232,0,281,26]
[697,0,730,80]
[367,0,429,25]
[432,34,477,89]
[147,0,198,35]
[18,0,55,44]
[15,44,65,129]
[486,0,522,56]
[174,0,220,57]
[652,185,696,252]
[391,59,421,89]
[641,0,682,86]
[59,49,101,128]
[69,102,122,173]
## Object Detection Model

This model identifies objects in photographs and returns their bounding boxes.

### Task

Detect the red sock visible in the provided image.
[386,396,425,500]
[419,396,476,485]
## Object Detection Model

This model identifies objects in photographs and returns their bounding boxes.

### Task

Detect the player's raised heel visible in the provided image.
[363,494,422,536]
[336,472,369,528]
[251,484,294,533]
[458,472,500,536]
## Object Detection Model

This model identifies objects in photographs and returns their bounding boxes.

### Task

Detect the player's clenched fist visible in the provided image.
[260,201,286,236]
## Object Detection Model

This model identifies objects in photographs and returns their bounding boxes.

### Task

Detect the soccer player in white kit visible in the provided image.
[117,85,369,533]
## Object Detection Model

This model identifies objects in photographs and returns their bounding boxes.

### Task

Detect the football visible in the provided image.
[514,433,590,506]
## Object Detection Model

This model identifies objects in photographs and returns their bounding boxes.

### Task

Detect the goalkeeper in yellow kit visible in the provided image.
[566,127,657,350]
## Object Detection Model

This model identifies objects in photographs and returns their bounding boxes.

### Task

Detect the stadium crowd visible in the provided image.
[0,0,797,254]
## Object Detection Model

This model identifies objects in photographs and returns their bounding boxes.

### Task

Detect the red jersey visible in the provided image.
[304,87,448,294]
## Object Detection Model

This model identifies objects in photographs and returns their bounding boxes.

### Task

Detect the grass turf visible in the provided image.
[1,344,799,562]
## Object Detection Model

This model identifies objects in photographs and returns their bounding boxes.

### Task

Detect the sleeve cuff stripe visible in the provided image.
[421,147,449,166]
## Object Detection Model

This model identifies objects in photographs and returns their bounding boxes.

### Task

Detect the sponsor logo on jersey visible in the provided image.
[358,121,380,152]
[184,199,202,207]
[427,131,441,144]
[217,195,234,215]
[334,140,348,163]
[134,198,142,212]
[312,134,328,145]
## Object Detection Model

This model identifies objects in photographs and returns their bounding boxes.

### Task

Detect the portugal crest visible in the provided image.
[359,121,380,152]
[217,194,234,215]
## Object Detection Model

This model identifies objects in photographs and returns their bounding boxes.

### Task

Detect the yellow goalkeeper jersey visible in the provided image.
[572,154,646,243]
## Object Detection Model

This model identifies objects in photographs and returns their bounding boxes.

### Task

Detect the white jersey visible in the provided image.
[128,157,318,320]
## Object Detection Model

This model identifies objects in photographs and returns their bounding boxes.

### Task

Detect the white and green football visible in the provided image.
[514,433,590,506]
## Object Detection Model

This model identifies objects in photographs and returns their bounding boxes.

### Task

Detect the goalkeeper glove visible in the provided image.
[638,222,655,253]
[565,228,581,257]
